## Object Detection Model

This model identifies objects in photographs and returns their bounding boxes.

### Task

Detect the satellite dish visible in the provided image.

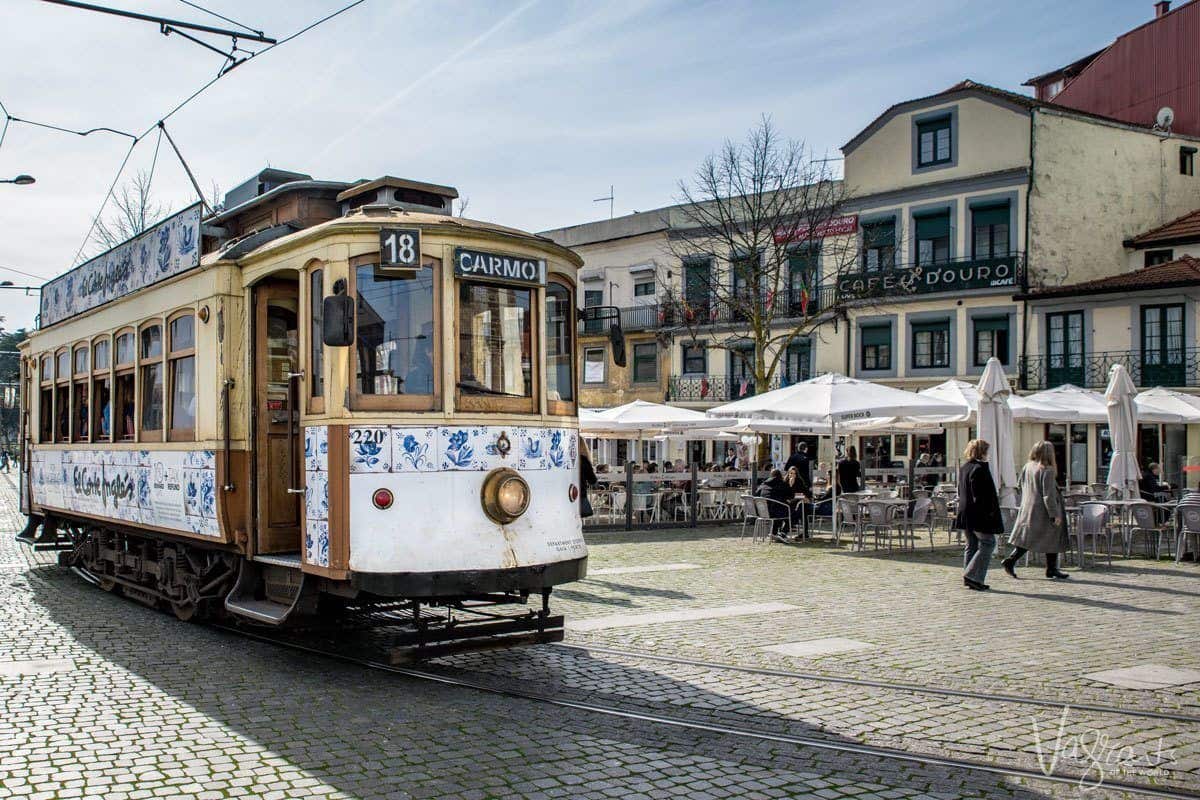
[1156,106,1175,129]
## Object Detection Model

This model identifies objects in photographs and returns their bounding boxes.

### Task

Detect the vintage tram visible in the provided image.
[17,170,621,649]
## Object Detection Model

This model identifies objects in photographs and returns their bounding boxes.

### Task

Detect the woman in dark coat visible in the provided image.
[1001,441,1071,580]
[836,446,863,494]
[954,439,1004,591]
[757,469,795,540]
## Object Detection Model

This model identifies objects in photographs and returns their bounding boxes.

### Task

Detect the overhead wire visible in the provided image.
[175,0,263,36]
[68,137,140,267]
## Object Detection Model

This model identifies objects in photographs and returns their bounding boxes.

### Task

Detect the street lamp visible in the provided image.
[0,175,35,185]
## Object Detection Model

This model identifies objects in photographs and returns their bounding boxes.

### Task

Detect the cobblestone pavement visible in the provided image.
[1,476,1196,799]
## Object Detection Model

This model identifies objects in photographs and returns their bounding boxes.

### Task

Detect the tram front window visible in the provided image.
[457,283,532,398]
[355,265,435,396]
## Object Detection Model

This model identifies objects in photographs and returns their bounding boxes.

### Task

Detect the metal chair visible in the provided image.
[902,496,933,549]
[930,494,956,545]
[1126,501,1172,559]
[607,490,626,524]
[861,501,898,550]
[631,492,658,524]
[1076,502,1114,568]
[1175,502,1200,564]
[739,494,760,540]
[757,496,792,540]
[836,498,862,549]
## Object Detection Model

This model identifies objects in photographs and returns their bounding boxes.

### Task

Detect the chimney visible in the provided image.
[1155,1,1171,17]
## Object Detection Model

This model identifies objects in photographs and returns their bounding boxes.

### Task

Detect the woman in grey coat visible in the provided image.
[1001,441,1071,580]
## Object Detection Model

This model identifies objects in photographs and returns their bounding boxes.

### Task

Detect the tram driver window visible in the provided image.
[458,282,532,401]
[139,324,164,440]
[114,331,136,441]
[545,281,574,409]
[168,314,196,440]
[354,264,435,399]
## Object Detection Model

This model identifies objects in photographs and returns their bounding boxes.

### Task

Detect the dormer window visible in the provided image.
[917,116,952,167]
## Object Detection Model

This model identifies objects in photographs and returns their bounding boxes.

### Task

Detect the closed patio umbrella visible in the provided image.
[977,358,1018,505]
[1105,364,1141,499]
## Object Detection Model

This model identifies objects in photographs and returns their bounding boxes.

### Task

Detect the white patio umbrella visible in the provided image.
[707,373,963,534]
[1135,387,1200,423]
[917,378,1079,423]
[977,358,1018,504]
[1023,384,1183,424]
[579,399,723,463]
[1105,364,1141,499]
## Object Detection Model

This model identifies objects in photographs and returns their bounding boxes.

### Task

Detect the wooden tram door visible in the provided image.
[253,280,303,555]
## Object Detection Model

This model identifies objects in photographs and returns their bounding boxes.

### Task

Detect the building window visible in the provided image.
[632,342,657,384]
[1181,146,1196,176]
[971,204,1010,258]
[861,220,895,272]
[916,115,952,167]
[785,340,811,384]
[1144,249,1174,267]
[681,343,706,375]
[915,212,950,265]
[912,320,950,369]
[861,325,891,371]
[787,247,819,315]
[973,316,1010,366]
[139,323,164,440]
[310,269,324,401]
[1141,303,1185,385]
[583,346,606,384]
[168,314,196,439]
[583,289,603,308]
[683,257,711,316]
[633,281,655,297]
[545,280,575,407]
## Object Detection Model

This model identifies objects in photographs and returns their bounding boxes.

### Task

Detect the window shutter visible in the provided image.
[974,316,1008,333]
[863,221,895,247]
[915,213,950,240]
[972,204,1008,228]
[911,320,949,336]
[861,325,890,346]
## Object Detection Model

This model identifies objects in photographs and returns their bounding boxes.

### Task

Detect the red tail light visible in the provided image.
[372,488,394,510]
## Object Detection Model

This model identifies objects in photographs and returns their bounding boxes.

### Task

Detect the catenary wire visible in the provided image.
[176,0,263,36]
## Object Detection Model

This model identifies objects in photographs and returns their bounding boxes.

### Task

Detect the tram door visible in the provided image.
[253,281,302,555]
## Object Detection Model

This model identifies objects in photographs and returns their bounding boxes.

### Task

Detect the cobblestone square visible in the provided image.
[2,478,1198,799]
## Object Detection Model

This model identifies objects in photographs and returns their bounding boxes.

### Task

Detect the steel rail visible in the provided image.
[210,623,1200,800]
[557,643,1200,725]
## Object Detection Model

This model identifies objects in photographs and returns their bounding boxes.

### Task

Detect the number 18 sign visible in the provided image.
[379,228,422,271]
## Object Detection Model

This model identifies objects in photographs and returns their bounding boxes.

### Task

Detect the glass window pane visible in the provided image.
[356,265,435,396]
[94,339,110,370]
[141,362,163,431]
[170,315,194,352]
[141,325,162,359]
[458,282,531,397]
[115,373,135,439]
[936,126,951,160]
[74,347,88,374]
[40,356,50,383]
[311,270,324,398]
[170,355,195,432]
[545,283,573,403]
[94,378,111,439]
[73,382,89,440]
[116,333,135,365]
[583,348,605,384]
[56,351,69,379]
[633,343,657,383]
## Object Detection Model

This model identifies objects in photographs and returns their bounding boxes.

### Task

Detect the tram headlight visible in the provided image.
[481,468,530,525]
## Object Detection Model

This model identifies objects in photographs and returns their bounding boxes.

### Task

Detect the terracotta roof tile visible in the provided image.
[1129,208,1200,246]
[1022,255,1200,299]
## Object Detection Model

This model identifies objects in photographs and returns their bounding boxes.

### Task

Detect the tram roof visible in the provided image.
[215,208,584,268]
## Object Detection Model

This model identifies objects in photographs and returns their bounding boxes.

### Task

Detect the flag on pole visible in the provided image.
[738,378,749,397]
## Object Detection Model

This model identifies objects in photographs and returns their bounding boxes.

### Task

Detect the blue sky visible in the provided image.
[0,0,1161,329]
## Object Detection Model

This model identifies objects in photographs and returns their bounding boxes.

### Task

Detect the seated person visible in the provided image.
[756,469,795,538]
[1139,463,1169,501]
[786,465,812,537]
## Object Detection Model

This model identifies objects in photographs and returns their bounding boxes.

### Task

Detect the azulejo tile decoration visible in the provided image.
[303,425,331,568]
[349,426,578,473]
[305,520,330,568]
[303,426,328,473]
[391,427,436,473]
[349,427,390,473]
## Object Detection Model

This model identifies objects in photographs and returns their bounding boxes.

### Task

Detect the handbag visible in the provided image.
[580,491,594,519]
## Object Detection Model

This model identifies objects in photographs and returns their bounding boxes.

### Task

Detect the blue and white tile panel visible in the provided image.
[303,426,330,568]
[349,426,577,474]
[30,448,218,537]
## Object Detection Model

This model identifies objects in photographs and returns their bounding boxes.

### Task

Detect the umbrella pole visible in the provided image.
[832,419,839,541]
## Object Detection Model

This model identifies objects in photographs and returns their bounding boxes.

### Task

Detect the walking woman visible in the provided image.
[1001,441,1071,580]
[954,439,1003,591]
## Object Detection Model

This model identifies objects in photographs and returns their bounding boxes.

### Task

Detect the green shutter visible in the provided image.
[915,213,950,240]
[972,204,1008,228]
[911,320,949,335]
[861,325,890,346]
[863,220,895,247]
[974,316,1008,332]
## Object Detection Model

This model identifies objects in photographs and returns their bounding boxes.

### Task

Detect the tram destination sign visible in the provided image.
[454,247,546,286]
[40,203,202,327]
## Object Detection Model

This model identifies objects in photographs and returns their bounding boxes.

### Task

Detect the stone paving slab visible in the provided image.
[1084,664,1200,690]
[566,602,801,631]
[762,638,875,658]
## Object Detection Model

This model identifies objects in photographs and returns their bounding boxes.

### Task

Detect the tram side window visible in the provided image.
[54,350,69,442]
[38,355,52,442]
[114,332,136,441]
[93,338,111,441]
[72,346,89,442]
[545,282,574,405]
[355,264,435,396]
[310,269,324,400]
[168,314,195,439]
[458,282,532,398]
[140,324,164,439]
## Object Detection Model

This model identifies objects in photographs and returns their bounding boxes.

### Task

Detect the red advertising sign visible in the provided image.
[774,214,859,244]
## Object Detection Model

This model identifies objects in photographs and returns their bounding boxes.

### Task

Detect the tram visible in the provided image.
[17,170,623,650]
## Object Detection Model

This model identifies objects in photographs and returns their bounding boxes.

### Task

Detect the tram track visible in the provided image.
[211,622,1200,800]
[554,643,1200,725]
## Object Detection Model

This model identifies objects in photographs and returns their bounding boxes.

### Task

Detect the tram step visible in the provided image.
[224,558,313,625]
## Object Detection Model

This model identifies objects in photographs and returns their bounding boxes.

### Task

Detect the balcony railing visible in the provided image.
[668,373,797,402]
[581,303,664,335]
[1019,348,1200,390]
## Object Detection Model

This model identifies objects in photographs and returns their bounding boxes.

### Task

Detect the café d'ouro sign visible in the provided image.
[454,247,546,286]
[837,258,1020,297]
[773,215,859,244]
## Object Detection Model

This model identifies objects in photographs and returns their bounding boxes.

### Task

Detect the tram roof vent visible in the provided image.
[338,176,458,216]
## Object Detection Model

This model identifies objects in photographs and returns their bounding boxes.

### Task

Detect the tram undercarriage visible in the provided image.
[20,514,565,660]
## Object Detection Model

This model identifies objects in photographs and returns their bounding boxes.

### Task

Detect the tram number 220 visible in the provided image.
[380,228,422,269]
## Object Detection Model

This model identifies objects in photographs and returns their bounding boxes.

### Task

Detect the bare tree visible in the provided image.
[660,116,876,400]
[206,179,224,214]
[89,169,169,254]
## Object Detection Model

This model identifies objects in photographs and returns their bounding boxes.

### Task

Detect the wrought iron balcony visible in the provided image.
[1019,348,1200,390]
[668,373,799,402]
[580,303,664,335]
